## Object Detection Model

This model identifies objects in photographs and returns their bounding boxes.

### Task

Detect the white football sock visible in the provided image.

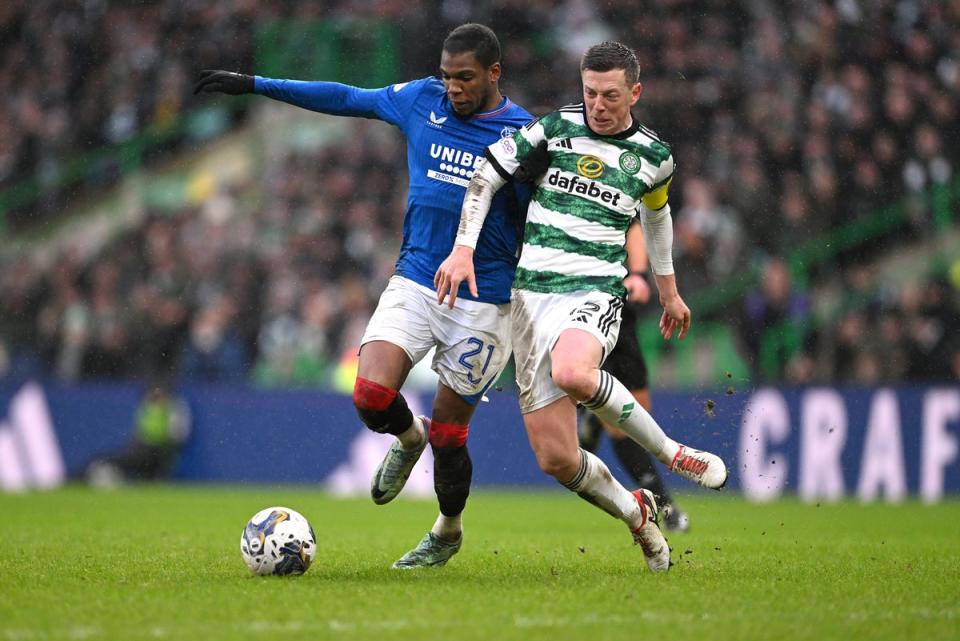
[582,371,680,465]
[431,512,462,542]
[397,415,425,450]
[563,449,644,529]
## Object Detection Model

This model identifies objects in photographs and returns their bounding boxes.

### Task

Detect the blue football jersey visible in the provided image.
[255,76,533,304]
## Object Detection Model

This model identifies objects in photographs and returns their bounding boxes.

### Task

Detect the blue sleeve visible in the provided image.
[253,76,430,130]
[512,180,534,213]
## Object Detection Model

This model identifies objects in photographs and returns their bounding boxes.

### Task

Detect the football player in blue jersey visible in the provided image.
[195,24,533,569]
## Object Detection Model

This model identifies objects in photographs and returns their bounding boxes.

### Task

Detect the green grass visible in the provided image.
[1,487,958,641]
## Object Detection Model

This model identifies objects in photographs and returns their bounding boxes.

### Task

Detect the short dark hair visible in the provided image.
[442,23,501,68]
[580,41,640,85]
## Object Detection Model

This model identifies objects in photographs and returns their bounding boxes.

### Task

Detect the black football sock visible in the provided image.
[433,444,472,518]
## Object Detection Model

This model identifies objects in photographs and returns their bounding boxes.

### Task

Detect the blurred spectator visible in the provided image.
[674,178,744,293]
[902,278,956,380]
[80,259,131,379]
[179,297,247,383]
[0,257,45,380]
[739,257,812,381]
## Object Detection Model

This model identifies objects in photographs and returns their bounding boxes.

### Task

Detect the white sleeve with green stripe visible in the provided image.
[485,119,546,178]
[454,122,544,249]
[455,159,509,249]
[638,159,676,276]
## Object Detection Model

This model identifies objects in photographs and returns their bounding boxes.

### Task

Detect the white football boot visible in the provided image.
[392,532,462,569]
[668,445,728,489]
[631,489,670,573]
[370,416,428,505]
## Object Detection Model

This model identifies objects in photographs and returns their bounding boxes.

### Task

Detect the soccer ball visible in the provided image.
[240,506,316,576]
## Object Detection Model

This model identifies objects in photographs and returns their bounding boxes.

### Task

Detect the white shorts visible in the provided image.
[361,275,512,404]
[511,288,623,414]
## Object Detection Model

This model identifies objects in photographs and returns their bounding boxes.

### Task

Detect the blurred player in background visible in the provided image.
[85,380,191,487]
[195,24,533,569]
[436,42,726,572]
[577,222,689,532]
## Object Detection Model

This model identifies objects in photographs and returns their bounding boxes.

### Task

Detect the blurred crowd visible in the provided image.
[1,0,253,226]
[0,121,405,386]
[0,0,423,228]
[737,256,960,384]
[1,0,958,387]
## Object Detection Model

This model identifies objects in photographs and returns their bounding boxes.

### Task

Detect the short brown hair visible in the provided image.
[580,42,640,85]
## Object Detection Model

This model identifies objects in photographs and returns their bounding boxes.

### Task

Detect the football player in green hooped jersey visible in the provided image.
[435,42,728,573]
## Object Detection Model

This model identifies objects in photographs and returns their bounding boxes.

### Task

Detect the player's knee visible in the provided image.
[353,377,412,435]
[551,365,592,397]
[355,406,388,433]
[355,399,413,435]
[428,421,469,449]
[535,446,580,480]
[353,376,395,412]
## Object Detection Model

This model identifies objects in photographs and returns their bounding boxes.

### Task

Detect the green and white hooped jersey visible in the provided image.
[485,104,674,297]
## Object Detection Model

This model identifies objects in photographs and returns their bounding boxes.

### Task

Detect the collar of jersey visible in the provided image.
[580,104,640,139]
[472,96,511,119]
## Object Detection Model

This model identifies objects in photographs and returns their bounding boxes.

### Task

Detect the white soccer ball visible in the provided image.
[240,506,316,576]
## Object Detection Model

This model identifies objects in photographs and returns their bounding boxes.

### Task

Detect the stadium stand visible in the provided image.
[0,0,957,387]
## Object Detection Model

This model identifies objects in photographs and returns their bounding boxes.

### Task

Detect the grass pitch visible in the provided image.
[1,486,958,641]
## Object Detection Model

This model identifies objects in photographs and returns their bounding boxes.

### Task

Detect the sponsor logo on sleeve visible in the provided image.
[498,137,517,158]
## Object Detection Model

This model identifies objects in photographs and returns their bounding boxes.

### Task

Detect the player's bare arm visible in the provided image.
[653,274,691,341]
[435,158,508,309]
[434,245,477,308]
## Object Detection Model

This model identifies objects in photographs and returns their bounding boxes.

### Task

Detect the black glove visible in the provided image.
[513,140,550,185]
[193,70,255,95]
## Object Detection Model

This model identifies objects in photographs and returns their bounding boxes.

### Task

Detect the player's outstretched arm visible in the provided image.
[194,70,413,122]
[193,70,254,95]
[434,158,508,309]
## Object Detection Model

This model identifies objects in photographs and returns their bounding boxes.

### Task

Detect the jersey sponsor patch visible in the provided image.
[498,136,517,158]
[426,169,470,188]
[427,143,482,187]
[546,170,622,206]
[576,155,604,179]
